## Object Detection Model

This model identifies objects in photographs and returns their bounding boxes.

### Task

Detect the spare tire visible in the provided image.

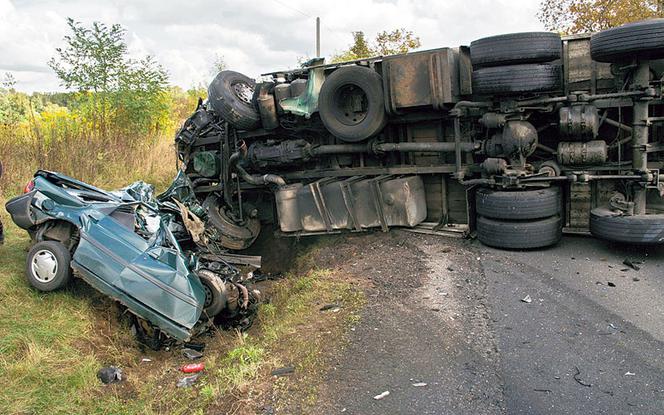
[470,32,562,68]
[472,63,562,96]
[590,207,664,244]
[318,65,387,142]
[208,71,261,130]
[591,19,664,63]
[476,187,561,220]
[477,215,562,249]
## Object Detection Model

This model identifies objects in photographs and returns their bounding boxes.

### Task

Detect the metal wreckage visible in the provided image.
[8,18,664,343]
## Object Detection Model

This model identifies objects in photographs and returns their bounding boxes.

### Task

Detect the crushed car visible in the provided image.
[5,170,261,343]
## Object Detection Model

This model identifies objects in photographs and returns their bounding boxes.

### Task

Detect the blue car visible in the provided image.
[6,170,259,342]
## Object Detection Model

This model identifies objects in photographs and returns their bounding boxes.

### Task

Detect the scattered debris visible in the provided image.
[521,295,533,303]
[607,282,616,287]
[97,367,123,384]
[176,374,200,388]
[623,259,640,271]
[573,366,592,387]
[412,382,427,387]
[271,366,295,377]
[625,371,636,376]
[633,277,641,282]
[320,304,341,312]
[534,388,552,393]
[446,266,454,272]
[141,358,152,363]
[183,342,206,352]
[182,348,203,360]
[180,363,205,373]
[373,391,390,400]
[431,307,441,312]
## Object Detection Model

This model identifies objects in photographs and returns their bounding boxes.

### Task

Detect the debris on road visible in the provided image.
[534,388,552,393]
[373,391,390,400]
[412,382,428,387]
[271,366,295,377]
[607,282,616,287]
[97,367,123,384]
[625,371,636,376]
[521,295,533,303]
[180,363,205,373]
[623,259,641,271]
[176,374,200,388]
[182,348,203,360]
[573,366,592,387]
[633,277,641,282]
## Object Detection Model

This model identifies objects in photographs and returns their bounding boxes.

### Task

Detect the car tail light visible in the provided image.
[23,180,35,193]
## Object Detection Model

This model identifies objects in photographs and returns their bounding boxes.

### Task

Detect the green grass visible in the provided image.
[0,216,364,414]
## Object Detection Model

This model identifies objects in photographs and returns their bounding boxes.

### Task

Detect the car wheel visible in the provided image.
[318,65,387,142]
[470,32,561,68]
[203,195,261,250]
[197,270,227,317]
[591,19,664,63]
[476,187,561,220]
[477,215,562,249]
[472,63,562,96]
[208,70,261,130]
[25,241,72,291]
[590,207,664,244]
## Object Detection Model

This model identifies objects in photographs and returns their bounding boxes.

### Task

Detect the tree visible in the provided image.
[210,54,227,76]
[48,18,169,134]
[538,0,664,33]
[331,28,421,63]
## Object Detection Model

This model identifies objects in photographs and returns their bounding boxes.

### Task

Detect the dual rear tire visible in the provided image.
[475,187,562,249]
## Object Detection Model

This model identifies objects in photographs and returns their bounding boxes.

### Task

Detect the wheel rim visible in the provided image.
[332,84,368,126]
[233,82,254,105]
[202,282,213,308]
[31,250,58,283]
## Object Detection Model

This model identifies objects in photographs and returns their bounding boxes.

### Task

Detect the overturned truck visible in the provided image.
[178,19,664,250]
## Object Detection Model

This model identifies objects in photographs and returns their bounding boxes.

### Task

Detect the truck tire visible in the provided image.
[318,65,387,142]
[591,19,664,63]
[26,241,72,291]
[472,64,562,96]
[477,215,562,249]
[208,71,261,130]
[204,195,260,250]
[476,187,561,220]
[590,207,664,244]
[470,32,562,68]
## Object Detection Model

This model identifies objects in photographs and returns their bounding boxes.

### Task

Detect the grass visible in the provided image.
[0,213,364,414]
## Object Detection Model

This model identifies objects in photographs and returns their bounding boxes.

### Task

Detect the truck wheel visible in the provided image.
[477,215,562,249]
[318,65,387,142]
[208,70,261,130]
[470,32,561,68]
[476,187,561,220]
[591,19,664,63]
[590,207,664,244]
[472,63,562,96]
[204,195,260,250]
[26,241,72,291]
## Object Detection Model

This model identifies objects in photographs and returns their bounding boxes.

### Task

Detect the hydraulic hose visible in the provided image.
[229,151,286,187]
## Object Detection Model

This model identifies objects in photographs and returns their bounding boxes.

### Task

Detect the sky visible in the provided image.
[0,0,545,92]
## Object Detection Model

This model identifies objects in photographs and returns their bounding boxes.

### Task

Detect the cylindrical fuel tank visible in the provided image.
[557,140,607,165]
[275,184,303,232]
[559,105,599,140]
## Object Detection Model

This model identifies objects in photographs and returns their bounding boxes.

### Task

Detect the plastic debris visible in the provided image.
[373,391,390,400]
[623,259,640,271]
[521,295,532,303]
[625,371,636,376]
[177,374,200,388]
[573,366,592,387]
[607,282,616,287]
[180,363,205,373]
[182,348,203,360]
[271,366,295,377]
[141,358,152,363]
[97,366,123,384]
[412,382,427,387]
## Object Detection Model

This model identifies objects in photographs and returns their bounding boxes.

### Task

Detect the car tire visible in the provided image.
[472,64,562,95]
[208,70,261,130]
[204,195,260,250]
[591,19,664,63]
[197,270,227,317]
[477,215,562,249]
[590,207,664,244]
[470,32,562,68]
[25,241,72,291]
[476,187,561,220]
[318,65,387,142]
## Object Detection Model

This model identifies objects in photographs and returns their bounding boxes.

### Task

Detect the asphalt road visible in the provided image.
[319,233,664,414]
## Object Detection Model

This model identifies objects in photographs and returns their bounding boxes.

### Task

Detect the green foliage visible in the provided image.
[538,0,664,33]
[331,28,421,63]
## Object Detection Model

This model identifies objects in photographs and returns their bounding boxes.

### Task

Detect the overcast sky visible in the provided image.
[0,0,544,92]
